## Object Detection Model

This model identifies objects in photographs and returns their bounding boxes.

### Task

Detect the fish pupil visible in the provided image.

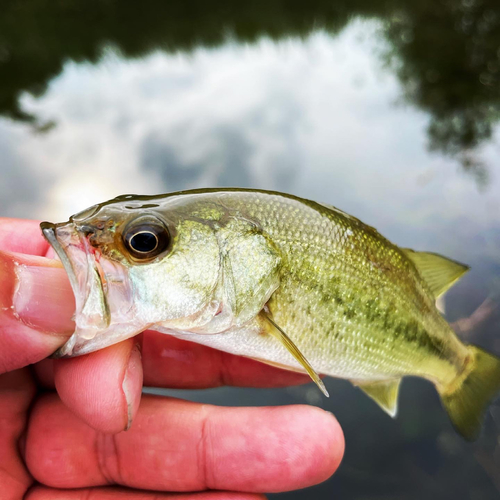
[130,231,158,253]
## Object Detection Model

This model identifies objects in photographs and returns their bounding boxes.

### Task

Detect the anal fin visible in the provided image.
[261,312,329,397]
[354,379,401,417]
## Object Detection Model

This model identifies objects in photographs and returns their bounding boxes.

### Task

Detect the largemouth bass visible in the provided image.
[40,188,500,440]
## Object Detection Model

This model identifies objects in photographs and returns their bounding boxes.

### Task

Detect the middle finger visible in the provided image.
[35,331,312,393]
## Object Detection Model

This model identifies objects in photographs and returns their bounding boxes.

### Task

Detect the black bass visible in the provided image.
[40,189,500,440]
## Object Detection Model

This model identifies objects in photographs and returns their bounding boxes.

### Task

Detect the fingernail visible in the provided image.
[13,264,75,334]
[122,343,143,430]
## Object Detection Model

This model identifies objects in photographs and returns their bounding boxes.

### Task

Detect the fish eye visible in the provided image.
[123,221,170,260]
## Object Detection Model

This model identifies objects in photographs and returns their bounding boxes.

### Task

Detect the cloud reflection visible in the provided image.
[2,0,500,177]
[4,24,500,240]
[2,23,499,299]
[1,20,499,499]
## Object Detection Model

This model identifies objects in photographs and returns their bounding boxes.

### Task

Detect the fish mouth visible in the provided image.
[41,221,138,357]
[41,222,83,315]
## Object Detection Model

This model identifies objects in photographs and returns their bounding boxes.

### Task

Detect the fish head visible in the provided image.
[41,192,281,357]
[42,194,225,357]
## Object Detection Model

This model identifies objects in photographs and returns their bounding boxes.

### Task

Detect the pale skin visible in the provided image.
[0,218,344,500]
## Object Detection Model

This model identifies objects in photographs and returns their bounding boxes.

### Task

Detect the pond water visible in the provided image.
[1,1,500,498]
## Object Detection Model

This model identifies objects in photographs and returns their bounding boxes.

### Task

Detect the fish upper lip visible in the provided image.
[41,222,82,310]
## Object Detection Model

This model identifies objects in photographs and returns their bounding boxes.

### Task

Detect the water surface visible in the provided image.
[1,1,499,498]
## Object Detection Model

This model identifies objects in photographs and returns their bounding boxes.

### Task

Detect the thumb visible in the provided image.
[54,339,143,433]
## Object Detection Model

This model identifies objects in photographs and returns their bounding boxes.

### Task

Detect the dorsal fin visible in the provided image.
[402,249,469,299]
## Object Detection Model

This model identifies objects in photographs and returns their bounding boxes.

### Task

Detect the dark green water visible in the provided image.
[1,1,500,498]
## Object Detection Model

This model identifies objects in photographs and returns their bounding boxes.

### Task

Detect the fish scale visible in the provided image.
[41,188,500,440]
[219,191,462,382]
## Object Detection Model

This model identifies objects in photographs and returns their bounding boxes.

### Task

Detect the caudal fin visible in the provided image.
[439,345,500,441]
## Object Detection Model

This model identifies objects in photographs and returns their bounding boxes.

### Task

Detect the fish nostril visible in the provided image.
[78,224,96,236]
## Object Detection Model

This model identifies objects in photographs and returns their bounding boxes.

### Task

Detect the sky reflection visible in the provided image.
[1,15,499,500]
[3,24,499,257]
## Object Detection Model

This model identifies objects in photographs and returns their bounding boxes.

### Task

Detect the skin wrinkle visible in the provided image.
[193,340,228,389]
[198,405,212,491]
[112,433,124,487]
[89,402,218,492]
[0,255,16,374]
[122,345,136,431]
[216,348,231,388]
[16,416,32,493]
[0,463,28,490]
[95,431,118,485]
[0,371,35,498]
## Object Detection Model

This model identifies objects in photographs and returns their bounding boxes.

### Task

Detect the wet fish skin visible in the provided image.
[41,188,500,440]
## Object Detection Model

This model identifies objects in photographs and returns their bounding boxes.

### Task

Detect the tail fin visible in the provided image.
[438,346,500,441]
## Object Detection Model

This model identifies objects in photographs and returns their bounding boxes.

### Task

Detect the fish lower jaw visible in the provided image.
[52,319,150,357]
[53,334,78,358]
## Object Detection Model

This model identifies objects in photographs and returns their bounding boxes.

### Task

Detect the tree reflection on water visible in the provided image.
[383,0,500,183]
[1,2,500,498]
[1,0,499,180]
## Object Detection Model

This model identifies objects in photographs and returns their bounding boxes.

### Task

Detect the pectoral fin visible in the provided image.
[402,248,469,299]
[354,379,401,417]
[261,312,329,397]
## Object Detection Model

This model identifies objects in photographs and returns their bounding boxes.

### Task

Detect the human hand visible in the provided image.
[0,218,344,500]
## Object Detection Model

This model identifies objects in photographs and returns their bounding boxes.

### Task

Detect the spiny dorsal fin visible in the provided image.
[402,248,469,299]
[354,379,401,417]
[261,312,329,397]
